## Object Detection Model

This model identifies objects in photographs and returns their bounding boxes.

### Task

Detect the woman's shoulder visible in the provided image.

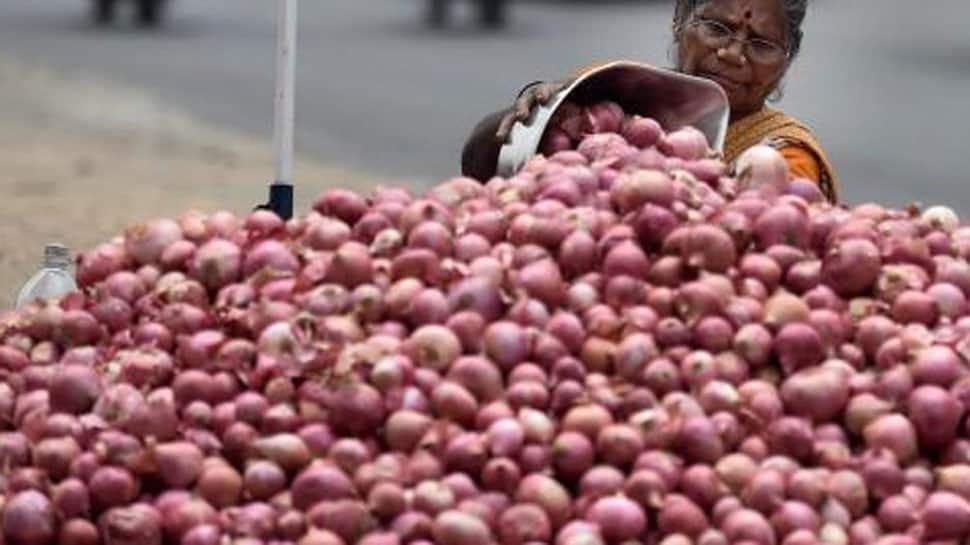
[726,108,820,152]
[761,109,824,150]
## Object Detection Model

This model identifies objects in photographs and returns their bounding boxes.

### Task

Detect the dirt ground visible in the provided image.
[0,57,384,309]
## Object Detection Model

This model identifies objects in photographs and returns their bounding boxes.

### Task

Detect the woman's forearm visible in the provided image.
[461,108,509,182]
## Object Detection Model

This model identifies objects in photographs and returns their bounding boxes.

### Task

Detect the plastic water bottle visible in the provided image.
[15,243,78,310]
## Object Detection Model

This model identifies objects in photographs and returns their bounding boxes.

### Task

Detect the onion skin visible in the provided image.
[721,508,777,545]
[2,490,57,545]
[658,494,709,538]
[822,238,882,296]
[98,504,164,545]
[736,145,788,194]
[920,491,970,539]
[585,495,648,542]
[499,503,553,545]
[431,510,493,545]
[908,385,964,450]
[291,463,357,510]
[90,466,140,509]
[780,367,850,422]
[517,474,573,529]
[864,414,919,464]
[154,441,204,488]
[59,518,100,545]
[773,323,824,375]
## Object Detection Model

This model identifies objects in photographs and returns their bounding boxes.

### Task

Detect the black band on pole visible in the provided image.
[267,182,293,220]
[256,182,294,220]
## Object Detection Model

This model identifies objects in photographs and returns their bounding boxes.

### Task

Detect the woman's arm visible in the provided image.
[461,79,577,181]
[461,108,510,182]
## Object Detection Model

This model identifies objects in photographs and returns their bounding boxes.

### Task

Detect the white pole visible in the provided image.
[273,0,297,185]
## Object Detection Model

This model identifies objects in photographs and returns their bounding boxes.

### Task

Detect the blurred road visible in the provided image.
[0,0,968,210]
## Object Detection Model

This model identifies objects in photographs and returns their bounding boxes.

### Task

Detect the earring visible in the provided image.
[768,83,784,102]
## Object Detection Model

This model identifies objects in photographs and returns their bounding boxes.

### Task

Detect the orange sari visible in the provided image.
[724,108,840,203]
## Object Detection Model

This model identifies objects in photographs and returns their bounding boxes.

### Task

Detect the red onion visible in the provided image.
[180,524,222,545]
[908,385,964,450]
[770,500,821,537]
[431,510,493,545]
[516,474,573,528]
[920,491,970,539]
[620,470,667,514]
[291,463,356,509]
[822,238,882,296]
[875,365,914,405]
[313,188,368,224]
[668,224,739,273]
[124,218,182,266]
[412,480,456,515]
[252,433,311,473]
[721,508,777,545]
[753,204,809,250]
[49,478,89,521]
[675,416,725,464]
[2,490,56,545]
[243,239,299,276]
[89,466,140,510]
[587,500,651,541]
[611,169,675,212]
[195,462,242,508]
[97,504,163,545]
[47,364,101,415]
[736,145,788,193]
[660,126,708,160]
[657,494,709,538]
[774,323,824,374]
[877,495,916,532]
[242,460,287,500]
[765,417,813,462]
[32,435,80,480]
[58,518,100,545]
[864,414,918,463]
[912,345,961,387]
[780,366,850,422]
[679,464,729,509]
[742,468,787,515]
[496,503,552,545]
[433,381,478,426]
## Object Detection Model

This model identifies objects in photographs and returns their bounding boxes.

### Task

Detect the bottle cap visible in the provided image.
[43,243,72,269]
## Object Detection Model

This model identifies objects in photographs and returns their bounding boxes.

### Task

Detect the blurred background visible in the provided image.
[0,0,968,305]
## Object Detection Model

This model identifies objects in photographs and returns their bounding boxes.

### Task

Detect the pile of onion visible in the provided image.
[2,101,970,545]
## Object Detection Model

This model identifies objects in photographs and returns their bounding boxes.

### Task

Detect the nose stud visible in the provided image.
[717,47,746,64]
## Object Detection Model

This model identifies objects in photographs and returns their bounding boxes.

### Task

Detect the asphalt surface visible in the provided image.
[0,0,968,210]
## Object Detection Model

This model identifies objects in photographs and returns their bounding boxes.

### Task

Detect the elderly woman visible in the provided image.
[461,0,839,202]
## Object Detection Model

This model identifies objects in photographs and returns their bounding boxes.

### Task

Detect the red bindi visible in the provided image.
[744,9,753,19]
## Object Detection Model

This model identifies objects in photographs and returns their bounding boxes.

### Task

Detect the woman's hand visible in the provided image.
[494,80,573,143]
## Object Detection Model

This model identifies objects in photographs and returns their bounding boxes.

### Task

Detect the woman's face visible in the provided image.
[676,0,790,119]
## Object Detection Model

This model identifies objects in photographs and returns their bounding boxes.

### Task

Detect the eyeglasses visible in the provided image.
[688,18,789,65]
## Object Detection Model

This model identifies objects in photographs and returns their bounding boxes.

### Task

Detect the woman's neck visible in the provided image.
[729,104,768,125]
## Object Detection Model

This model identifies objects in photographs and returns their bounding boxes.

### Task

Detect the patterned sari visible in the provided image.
[724,107,840,203]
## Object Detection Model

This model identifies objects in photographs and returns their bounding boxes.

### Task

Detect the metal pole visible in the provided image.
[267,0,297,220]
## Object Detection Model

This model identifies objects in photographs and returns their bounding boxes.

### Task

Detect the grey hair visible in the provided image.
[672,0,808,62]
